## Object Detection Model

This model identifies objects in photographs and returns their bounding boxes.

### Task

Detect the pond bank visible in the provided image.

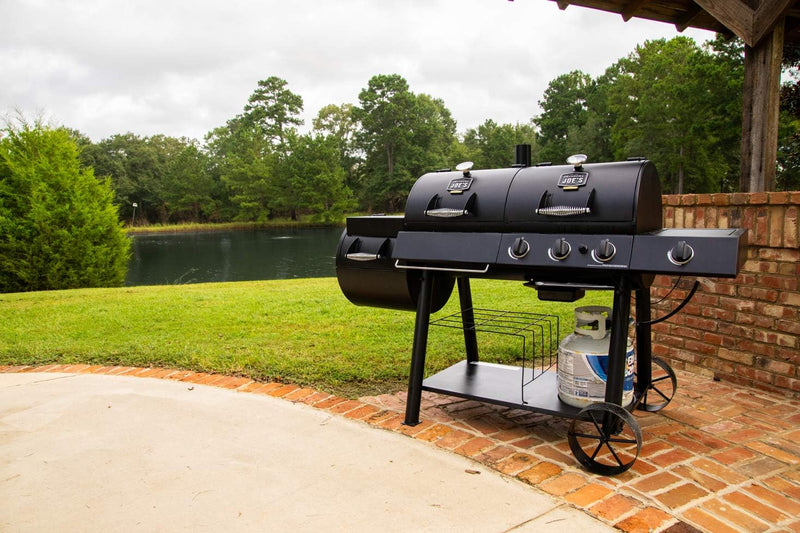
[126,219,345,236]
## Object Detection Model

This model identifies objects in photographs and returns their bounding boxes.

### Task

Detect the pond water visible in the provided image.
[125,227,344,286]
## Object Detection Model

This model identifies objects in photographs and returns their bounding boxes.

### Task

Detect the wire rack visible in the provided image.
[429,308,560,397]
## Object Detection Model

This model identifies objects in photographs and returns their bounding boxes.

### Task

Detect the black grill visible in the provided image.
[336,149,747,475]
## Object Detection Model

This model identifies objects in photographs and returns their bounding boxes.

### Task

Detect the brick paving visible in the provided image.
[3,364,799,532]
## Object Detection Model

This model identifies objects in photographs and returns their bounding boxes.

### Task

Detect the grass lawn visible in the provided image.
[0,278,611,397]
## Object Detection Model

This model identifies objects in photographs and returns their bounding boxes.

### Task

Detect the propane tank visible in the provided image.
[557,306,634,408]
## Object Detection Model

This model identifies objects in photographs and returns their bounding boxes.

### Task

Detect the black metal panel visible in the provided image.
[629,228,748,277]
[393,231,503,266]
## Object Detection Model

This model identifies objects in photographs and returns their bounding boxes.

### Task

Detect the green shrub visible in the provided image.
[0,120,130,292]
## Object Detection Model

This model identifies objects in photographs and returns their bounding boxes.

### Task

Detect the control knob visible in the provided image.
[549,237,571,261]
[668,240,694,265]
[509,237,530,259]
[592,239,616,262]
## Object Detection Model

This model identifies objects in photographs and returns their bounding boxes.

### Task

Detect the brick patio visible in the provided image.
[4,364,799,532]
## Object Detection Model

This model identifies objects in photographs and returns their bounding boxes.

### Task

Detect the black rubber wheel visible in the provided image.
[568,402,642,476]
[636,357,677,412]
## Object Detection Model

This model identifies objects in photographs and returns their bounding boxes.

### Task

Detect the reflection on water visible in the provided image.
[125,227,343,286]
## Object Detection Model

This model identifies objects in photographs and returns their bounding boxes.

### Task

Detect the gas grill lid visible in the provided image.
[505,160,662,234]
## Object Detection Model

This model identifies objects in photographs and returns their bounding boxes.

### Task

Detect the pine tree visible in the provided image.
[0,119,130,292]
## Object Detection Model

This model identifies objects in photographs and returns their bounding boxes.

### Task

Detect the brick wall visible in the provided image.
[649,191,800,397]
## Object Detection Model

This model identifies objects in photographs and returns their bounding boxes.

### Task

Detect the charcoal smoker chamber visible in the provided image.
[336,150,747,475]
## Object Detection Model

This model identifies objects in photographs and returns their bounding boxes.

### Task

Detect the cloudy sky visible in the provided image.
[2,0,716,142]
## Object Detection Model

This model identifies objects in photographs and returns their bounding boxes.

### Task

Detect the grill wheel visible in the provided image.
[567,402,643,476]
[636,356,678,413]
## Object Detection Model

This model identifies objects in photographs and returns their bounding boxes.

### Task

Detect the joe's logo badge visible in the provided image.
[558,172,589,189]
[447,177,473,194]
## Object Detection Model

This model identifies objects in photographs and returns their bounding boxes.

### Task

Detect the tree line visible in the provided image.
[70,35,799,226]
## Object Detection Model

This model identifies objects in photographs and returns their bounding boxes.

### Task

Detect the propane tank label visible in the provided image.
[557,342,635,408]
[625,351,635,390]
[558,351,574,374]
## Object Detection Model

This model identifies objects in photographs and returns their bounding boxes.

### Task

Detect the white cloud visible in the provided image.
[1,0,716,141]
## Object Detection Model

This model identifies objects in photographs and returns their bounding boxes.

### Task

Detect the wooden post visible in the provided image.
[740,18,785,192]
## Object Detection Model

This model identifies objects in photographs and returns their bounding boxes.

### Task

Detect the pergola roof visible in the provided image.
[548,0,800,47]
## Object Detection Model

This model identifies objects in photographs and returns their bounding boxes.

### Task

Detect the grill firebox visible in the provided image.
[336,150,747,474]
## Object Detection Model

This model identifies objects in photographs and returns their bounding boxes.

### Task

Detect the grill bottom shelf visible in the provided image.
[422,360,586,419]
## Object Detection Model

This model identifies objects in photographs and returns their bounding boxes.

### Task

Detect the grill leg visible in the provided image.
[404,270,434,426]
[457,277,479,364]
[635,287,652,398]
[604,278,631,407]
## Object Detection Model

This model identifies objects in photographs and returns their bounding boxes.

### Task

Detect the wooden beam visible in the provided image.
[693,0,756,45]
[556,1,570,10]
[621,0,647,22]
[753,0,795,44]
[675,4,705,32]
[694,0,794,46]
[740,18,784,192]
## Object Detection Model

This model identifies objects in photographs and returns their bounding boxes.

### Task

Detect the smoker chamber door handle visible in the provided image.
[394,260,490,274]
[345,252,381,261]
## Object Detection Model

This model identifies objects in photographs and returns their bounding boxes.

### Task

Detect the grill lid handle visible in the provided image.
[424,208,470,217]
[424,192,477,218]
[344,237,390,262]
[535,188,595,216]
[536,205,592,216]
[345,252,381,261]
